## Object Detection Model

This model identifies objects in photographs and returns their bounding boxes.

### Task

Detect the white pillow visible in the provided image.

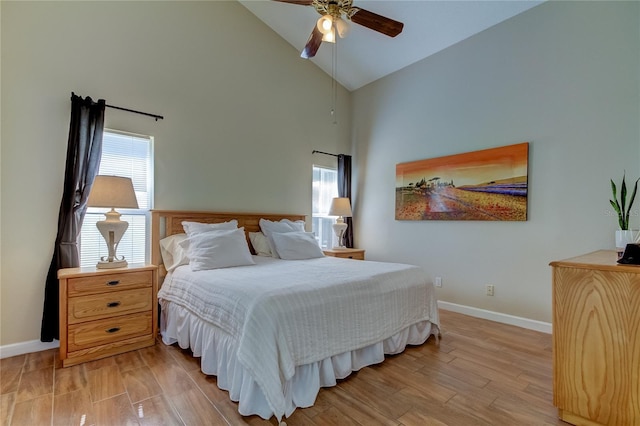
[259,218,306,259]
[179,227,255,271]
[249,232,272,257]
[270,232,324,260]
[182,219,238,236]
[159,233,189,272]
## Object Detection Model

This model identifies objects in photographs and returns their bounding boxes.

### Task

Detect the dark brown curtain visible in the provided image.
[337,154,353,248]
[41,93,105,342]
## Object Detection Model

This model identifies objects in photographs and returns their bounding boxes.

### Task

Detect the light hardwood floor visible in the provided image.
[1,310,567,425]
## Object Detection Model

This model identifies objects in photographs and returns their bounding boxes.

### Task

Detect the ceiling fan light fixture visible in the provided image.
[335,17,350,38]
[287,0,404,60]
[322,27,336,43]
[316,14,333,34]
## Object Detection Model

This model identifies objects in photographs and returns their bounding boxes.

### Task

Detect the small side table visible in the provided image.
[58,263,158,367]
[323,248,365,260]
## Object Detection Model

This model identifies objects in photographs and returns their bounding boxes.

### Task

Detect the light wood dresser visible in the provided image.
[550,250,640,425]
[323,248,365,260]
[58,263,158,367]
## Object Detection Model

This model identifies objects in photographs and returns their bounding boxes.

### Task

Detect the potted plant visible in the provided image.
[610,172,639,249]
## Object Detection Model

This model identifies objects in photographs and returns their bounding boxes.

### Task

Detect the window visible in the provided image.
[312,166,338,249]
[80,130,153,267]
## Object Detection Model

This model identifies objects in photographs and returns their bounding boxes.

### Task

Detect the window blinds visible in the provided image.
[79,131,153,267]
[312,166,338,249]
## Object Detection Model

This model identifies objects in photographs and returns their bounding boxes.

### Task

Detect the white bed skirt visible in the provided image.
[161,301,439,420]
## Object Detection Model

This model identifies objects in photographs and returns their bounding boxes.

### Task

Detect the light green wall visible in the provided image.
[351,1,640,323]
[0,1,350,346]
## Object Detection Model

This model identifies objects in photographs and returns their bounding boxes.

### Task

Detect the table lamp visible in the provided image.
[87,175,139,269]
[328,197,352,249]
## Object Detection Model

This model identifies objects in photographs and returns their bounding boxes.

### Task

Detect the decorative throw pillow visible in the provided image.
[181,219,238,236]
[159,233,189,272]
[259,218,306,259]
[249,232,272,257]
[270,231,324,260]
[179,227,255,271]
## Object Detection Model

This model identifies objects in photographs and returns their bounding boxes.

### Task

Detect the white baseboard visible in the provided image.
[438,300,552,334]
[0,339,59,359]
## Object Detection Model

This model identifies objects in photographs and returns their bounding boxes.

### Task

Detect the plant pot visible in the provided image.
[615,229,639,250]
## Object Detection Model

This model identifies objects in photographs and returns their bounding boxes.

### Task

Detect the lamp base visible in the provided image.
[96,259,128,269]
[96,209,129,269]
[332,221,348,249]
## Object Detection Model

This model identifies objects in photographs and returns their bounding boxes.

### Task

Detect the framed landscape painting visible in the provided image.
[396,142,529,221]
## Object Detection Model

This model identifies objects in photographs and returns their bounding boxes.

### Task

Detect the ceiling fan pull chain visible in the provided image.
[331,38,338,124]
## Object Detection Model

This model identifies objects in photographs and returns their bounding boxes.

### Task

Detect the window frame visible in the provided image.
[79,129,154,266]
[312,165,338,249]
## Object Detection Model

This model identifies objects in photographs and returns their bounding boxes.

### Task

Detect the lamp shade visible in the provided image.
[335,17,350,38]
[322,27,336,43]
[328,197,352,217]
[87,175,138,209]
[316,14,333,34]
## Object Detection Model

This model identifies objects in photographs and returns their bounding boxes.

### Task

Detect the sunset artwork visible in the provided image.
[396,142,529,221]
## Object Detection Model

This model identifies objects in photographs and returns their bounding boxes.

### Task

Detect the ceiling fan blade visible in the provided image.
[271,0,314,5]
[350,8,404,37]
[301,26,323,59]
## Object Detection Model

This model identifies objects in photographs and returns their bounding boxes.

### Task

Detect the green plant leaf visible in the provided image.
[609,200,624,229]
[625,177,639,230]
[621,173,627,217]
[610,175,638,230]
[610,199,620,213]
[611,179,621,227]
[610,196,622,215]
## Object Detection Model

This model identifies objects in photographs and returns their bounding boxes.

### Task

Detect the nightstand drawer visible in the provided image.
[342,252,365,260]
[67,270,152,296]
[68,287,153,324]
[67,312,153,351]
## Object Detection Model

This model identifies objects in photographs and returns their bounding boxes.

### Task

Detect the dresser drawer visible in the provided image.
[67,312,153,352]
[68,287,152,324]
[67,270,152,296]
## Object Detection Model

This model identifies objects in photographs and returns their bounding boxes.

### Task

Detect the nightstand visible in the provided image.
[58,263,158,367]
[323,248,365,260]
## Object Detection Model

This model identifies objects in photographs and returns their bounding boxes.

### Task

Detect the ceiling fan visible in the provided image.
[273,0,404,59]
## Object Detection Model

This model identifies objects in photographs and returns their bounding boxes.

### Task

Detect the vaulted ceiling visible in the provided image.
[239,0,544,91]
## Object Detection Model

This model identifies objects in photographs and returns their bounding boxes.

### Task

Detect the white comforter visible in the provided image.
[158,256,439,419]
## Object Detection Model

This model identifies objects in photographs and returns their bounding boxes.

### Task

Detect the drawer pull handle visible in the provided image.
[106,280,120,286]
[106,327,120,334]
[107,301,121,308]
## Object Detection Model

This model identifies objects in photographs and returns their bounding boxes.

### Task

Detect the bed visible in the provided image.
[151,210,440,423]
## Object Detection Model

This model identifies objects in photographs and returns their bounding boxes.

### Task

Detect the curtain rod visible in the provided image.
[312,150,338,157]
[71,92,164,121]
[106,104,164,121]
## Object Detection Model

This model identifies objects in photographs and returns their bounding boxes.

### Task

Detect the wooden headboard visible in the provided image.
[150,210,306,280]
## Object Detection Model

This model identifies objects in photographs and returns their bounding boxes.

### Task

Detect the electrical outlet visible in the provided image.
[486,285,495,296]
[434,277,442,288]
